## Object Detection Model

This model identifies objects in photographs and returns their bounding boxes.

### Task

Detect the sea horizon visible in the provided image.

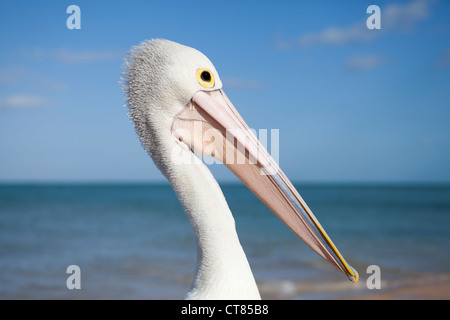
[2,180,450,187]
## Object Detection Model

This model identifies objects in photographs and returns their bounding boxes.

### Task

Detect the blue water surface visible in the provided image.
[0,183,449,299]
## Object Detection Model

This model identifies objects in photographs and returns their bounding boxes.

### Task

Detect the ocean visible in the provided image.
[0,183,449,299]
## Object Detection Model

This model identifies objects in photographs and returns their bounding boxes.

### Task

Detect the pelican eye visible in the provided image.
[197,68,214,88]
[201,71,211,82]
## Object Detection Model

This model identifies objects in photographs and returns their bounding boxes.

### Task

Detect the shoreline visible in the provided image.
[346,274,450,300]
[348,282,450,300]
[259,272,450,300]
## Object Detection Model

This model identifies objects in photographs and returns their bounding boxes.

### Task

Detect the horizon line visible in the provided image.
[1,180,450,187]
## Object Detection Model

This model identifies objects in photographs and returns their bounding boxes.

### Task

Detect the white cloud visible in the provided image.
[21,47,122,64]
[383,0,432,31]
[298,24,373,47]
[0,95,50,109]
[280,0,434,49]
[54,49,121,64]
[0,66,66,91]
[346,54,387,71]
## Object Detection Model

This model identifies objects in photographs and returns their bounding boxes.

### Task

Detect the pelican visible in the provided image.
[121,39,358,300]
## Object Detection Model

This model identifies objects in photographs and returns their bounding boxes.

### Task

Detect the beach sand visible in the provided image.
[259,272,450,300]
[354,283,450,300]
[347,273,450,300]
[348,281,450,300]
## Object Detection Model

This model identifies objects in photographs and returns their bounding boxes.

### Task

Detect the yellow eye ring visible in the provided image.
[197,68,215,88]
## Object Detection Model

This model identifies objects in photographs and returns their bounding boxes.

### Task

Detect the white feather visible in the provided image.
[122,39,261,300]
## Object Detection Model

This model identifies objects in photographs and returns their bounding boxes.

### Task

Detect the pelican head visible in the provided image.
[122,39,358,299]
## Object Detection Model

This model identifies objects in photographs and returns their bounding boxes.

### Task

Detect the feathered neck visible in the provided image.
[151,128,260,299]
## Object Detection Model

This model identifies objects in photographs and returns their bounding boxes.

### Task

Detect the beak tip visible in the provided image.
[349,268,359,284]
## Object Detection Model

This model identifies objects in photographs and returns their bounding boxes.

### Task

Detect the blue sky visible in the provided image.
[0,0,449,183]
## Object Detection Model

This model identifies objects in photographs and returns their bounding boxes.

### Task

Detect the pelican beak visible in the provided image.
[171,89,359,283]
